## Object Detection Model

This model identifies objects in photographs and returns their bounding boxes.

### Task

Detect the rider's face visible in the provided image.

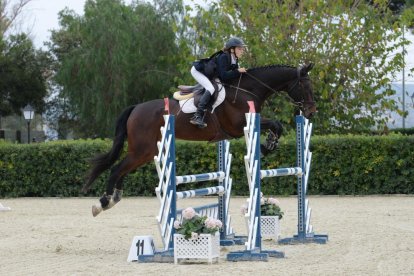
[234,46,245,58]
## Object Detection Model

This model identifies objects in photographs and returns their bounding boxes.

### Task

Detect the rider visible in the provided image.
[190,37,248,128]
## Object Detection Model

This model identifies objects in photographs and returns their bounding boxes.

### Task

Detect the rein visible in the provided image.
[227,83,261,102]
[225,67,315,112]
[244,70,303,108]
[226,69,303,107]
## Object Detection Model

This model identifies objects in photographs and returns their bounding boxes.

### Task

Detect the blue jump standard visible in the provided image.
[138,249,174,263]
[277,115,328,245]
[227,249,285,262]
[278,234,329,244]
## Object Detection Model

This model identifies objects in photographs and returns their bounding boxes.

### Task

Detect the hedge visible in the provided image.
[0,134,413,197]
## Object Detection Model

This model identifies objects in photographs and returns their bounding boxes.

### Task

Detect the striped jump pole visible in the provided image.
[176,172,225,184]
[176,186,225,199]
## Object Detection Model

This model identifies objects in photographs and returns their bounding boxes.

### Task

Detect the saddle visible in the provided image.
[173,83,219,108]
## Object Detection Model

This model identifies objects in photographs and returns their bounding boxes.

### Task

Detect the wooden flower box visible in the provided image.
[261,216,280,240]
[174,232,220,264]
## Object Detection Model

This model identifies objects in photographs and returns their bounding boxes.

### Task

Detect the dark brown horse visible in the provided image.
[84,63,316,216]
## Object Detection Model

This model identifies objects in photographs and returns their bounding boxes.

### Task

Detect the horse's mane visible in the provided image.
[247,64,297,72]
[223,64,299,88]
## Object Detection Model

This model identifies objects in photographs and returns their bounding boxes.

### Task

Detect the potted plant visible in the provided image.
[260,196,284,239]
[173,207,222,264]
[242,195,284,240]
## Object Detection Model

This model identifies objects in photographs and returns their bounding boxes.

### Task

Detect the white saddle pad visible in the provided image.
[179,83,225,114]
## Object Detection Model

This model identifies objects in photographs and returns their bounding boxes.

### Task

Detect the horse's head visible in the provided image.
[286,63,317,119]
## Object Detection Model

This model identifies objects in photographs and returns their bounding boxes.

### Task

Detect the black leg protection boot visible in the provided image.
[190,91,211,128]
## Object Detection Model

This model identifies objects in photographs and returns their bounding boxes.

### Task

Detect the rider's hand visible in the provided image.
[238,67,247,73]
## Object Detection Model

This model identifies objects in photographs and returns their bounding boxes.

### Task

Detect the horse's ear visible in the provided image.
[300,63,314,76]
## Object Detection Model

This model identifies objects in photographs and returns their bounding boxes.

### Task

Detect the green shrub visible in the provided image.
[0,134,413,197]
[390,127,414,135]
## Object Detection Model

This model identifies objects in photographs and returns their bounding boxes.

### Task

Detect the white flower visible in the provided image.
[190,232,199,240]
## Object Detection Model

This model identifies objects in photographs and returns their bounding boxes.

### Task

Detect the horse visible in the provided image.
[83,63,317,216]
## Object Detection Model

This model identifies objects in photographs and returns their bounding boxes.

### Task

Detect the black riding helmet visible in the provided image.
[224,37,247,50]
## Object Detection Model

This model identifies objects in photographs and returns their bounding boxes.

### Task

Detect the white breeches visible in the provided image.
[191,66,215,95]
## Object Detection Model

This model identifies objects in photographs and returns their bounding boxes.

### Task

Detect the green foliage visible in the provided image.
[390,127,414,135]
[0,135,413,197]
[401,5,414,29]
[0,34,49,116]
[309,134,414,194]
[49,0,184,137]
[0,140,107,197]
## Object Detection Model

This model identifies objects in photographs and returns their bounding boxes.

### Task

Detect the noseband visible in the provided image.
[286,69,315,111]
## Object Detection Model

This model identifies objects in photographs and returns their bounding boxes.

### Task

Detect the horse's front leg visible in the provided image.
[260,118,283,155]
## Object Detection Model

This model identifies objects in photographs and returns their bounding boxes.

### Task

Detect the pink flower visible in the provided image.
[215,219,223,228]
[260,198,265,205]
[182,207,196,220]
[268,198,280,206]
[173,220,181,229]
[191,232,199,240]
[205,217,217,229]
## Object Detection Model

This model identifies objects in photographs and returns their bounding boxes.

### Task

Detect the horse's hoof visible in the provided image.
[92,205,102,217]
[113,189,123,203]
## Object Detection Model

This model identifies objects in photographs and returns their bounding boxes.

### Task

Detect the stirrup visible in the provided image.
[190,115,207,128]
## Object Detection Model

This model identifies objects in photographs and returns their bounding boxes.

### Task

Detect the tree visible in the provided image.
[400,0,414,30]
[0,0,47,128]
[49,0,183,137]
[0,33,48,117]
[0,0,32,36]
[187,0,409,133]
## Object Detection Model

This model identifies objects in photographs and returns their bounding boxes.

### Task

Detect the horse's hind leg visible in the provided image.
[92,153,144,217]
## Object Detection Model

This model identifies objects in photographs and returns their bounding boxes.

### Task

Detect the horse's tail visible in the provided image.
[82,105,136,192]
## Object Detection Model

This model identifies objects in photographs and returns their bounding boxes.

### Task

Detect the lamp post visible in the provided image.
[23,104,35,144]
[402,25,405,129]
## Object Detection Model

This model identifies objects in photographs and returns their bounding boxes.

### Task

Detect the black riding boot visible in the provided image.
[190,91,211,128]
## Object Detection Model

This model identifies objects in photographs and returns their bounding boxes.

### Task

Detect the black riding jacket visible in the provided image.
[216,52,240,82]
